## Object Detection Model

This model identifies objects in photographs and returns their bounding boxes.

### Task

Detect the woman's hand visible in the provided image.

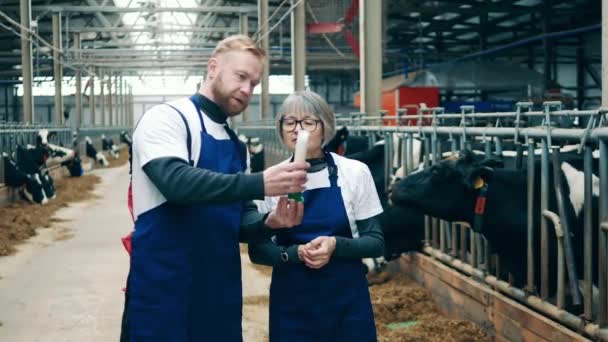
[264,196,304,229]
[300,236,336,269]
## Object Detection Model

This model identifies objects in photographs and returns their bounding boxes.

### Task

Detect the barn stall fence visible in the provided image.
[236,102,607,341]
[0,123,130,203]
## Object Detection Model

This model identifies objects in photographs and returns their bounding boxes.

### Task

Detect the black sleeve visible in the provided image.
[143,157,265,205]
[248,239,301,267]
[333,214,384,259]
[239,201,274,243]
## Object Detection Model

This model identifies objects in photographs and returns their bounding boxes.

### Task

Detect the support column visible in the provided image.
[577,36,586,109]
[121,77,125,126]
[99,68,105,126]
[108,70,113,126]
[603,0,607,108]
[128,85,133,127]
[74,33,82,129]
[359,0,382,115]
[598,0,608,328]
[291,0,306,91]
[20,0,33,124]
[52,13,63,125]
[239,13,248,36]
[116,75,123,126]
[543,0,553,89]
[89,66,95,125]
[258,0,270,119]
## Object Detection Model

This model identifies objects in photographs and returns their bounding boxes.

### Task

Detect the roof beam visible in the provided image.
[70,26,238,33]
[7,5,259,14]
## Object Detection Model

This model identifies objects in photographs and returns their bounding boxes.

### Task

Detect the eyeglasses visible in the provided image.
[280,118,323,132]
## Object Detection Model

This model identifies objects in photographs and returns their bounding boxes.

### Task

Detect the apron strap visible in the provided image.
[189,95,247,172]
[323,150,339,187]
[165,103,194,166]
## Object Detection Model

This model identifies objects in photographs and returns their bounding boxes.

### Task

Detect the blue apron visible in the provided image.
[127,95,246,341]
[269,151,377,342]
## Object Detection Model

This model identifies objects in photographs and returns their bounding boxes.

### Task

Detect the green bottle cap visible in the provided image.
[288,192,304,203]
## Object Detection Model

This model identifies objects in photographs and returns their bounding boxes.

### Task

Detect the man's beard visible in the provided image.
[211,76,247,116]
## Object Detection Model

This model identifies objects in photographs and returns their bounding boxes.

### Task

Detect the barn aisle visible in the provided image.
[0,164,274,342]
[0,166,131,342]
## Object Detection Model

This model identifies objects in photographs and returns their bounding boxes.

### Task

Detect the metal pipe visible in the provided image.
[71,27,237,34]
[423,246,608,340]
[407,133,414,174]
[423,137,430,168]
[451,223,458,258]
[24,5,259,14]
[439,220,446,253]
[99,68,105,126]
[543,210,565,309]
[432,218,439,250]
[89,66,95,126]
[107,71,113,126]
[360,110,601,120]
[460,224,467,262]
[258,0,270,119]
[602,0,607,107]
[52,14,62,125]
[20,0,33,124]
[401,134,408,175]
[527,138,536,294]
[384,132,392,194]
[540,138,550,300]
[424,215,430,247]
[291,0,306,91]
[551,147,582,305]
[74,32,82,129]
[470,231,477,268]
[600,139,608,326]
[584,144,593,320]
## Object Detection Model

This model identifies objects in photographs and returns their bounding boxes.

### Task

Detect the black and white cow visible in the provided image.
[391,149,599,298]
[85,136,109,168]
[101,134,120,159]
[2,152,48,204]
[248,137,265,173]
[120,131,133,148]
[325,126,371,156]
[29,129,75,169]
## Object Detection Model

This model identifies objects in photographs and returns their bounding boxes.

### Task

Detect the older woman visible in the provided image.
[249,90,384,342]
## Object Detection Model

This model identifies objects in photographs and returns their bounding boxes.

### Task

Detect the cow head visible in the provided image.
[36,129,57,148]
[391,149,496,222]
[325,126,349,155]
[120,131,132,146]
[21,173,48,205]
[40,171,56,199]
[249,137,263,154]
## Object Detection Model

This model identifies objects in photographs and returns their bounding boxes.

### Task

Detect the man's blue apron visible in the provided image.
[127,95,246,341]
[270,151,377,342]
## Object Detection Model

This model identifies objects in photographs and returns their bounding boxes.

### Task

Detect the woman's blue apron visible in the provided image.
[126,95,247,341]
[270,151,377,342]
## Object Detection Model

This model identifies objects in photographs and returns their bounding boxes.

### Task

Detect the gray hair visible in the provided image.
[275,90,335,146]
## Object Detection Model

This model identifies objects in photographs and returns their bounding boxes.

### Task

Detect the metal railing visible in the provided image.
[236,102,608,340]
[0,123,130,185]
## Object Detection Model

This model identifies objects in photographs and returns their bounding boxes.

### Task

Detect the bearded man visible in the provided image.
[122,35,308,342]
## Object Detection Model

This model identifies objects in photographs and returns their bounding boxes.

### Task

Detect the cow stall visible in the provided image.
[236,102,607,341]
[0,124,130,206]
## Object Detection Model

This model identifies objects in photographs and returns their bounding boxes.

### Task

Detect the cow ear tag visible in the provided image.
[474,177,484,190]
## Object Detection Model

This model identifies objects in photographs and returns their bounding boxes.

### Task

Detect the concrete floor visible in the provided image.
[0,165,270,342]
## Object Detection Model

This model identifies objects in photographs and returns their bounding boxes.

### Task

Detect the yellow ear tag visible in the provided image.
[474,177,484,190]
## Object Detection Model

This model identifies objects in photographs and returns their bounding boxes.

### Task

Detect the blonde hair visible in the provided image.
[212,35,266,59]
[276,90,335,146]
